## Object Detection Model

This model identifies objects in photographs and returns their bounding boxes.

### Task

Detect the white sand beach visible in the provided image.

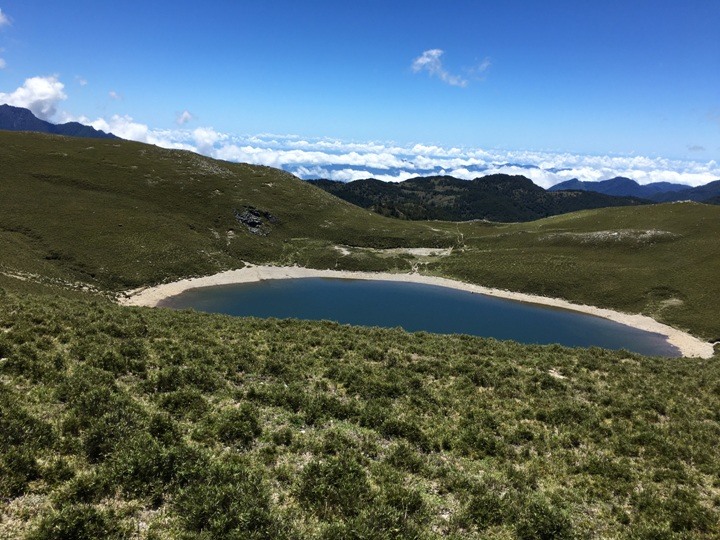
[119,264,715,359]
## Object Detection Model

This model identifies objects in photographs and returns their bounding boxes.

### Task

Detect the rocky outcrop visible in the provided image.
[233,206,279,236]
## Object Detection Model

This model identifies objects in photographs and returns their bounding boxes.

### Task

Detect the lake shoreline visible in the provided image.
[119,264,715,359]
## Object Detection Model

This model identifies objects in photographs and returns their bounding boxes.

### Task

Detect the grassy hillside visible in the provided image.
[1,132,719,339]
[1,131,719,537]
[0,131,456,290]
[1,291,718,539]
[440,204,720,340]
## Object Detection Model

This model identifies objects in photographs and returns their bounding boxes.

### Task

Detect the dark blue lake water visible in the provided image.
[159,278,679,357]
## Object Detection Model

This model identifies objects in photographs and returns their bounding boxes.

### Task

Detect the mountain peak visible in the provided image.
[549,176,691,199]
[0,104,118,140]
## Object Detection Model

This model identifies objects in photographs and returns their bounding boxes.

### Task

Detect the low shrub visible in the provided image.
[297,451,371,520]
[54,470,112,505]
[211,403,262,448]
[0,397,55,451]
[459,482,513,530]
[321,502,424,540]
[271,427,294,447]
[81,407,143,463]
[175,457,291,539]
[159,388,209,420]
[386,441,424,474]
[40,456,75,486]
[108,433,184,505]
[147,411,181,445]
[0,446,40,498]
[379,482,425,519]
[515,494,574,540]
[28,504,130,540]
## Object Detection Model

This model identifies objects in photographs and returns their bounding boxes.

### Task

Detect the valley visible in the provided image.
[1,132,719,538]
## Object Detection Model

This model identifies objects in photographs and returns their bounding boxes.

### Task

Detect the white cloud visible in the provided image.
[0,8,10,27]
[467,57,492,80]
[476,58,491,72]
[76,76,87,86]
[0,75,67,120]
[0,58,5,69]
[194,134,720,187]
[109,90,121,100]
[411,49,468,88]
[29,77,714,189]
[64,119,715,188]
[90,114,149,141]
[192,126,226,153]
[176,110,194,125]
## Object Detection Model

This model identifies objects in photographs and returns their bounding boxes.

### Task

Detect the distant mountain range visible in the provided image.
[0,104,118,139]
[549,176,720,203]
[309,175,649,222]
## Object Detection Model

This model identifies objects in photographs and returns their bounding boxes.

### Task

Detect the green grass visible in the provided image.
[440,205,720,339]
[1,132,720,537]
[1,291,718,538]
[2,131,719,337]
[0,131,455,290]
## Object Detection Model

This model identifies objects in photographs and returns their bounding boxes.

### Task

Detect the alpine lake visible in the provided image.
[159,278,680,357]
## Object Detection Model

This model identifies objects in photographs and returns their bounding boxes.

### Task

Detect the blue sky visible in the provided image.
[0,1,719,185]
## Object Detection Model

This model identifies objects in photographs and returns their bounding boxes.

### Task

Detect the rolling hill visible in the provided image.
[1,131,719,337]
[1,131,719,538]
[0,131,457,292]
[309,174,649,222]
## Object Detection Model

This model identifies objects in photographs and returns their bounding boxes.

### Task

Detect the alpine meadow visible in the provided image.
[2,1,720,539]
[1,132,719,538]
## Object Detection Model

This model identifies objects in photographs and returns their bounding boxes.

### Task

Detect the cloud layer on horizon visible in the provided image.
[95,116,718,188]
[1,75,718,189]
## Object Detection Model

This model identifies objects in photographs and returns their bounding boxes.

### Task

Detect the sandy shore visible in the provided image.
[119,265,715,359]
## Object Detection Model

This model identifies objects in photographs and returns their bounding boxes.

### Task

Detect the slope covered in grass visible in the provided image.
[440,204,720,340]
[2,131,719,339]
[1,291,719,539]
[1,132,720,537]
[0,132,456,290]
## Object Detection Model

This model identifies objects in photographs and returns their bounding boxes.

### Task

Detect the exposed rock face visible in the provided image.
[233,206,279,235]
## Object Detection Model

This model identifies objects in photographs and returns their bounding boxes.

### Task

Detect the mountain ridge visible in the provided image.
[309,174,649,222]
[0,104,118,139]
[548,176,690,198]
[548,176,720,203]
[652,179,720,203]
